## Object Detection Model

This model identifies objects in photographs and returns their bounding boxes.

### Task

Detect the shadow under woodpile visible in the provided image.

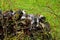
[0,9,52,40]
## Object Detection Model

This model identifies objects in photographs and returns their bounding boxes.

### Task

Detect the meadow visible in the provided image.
[0,0,60,40]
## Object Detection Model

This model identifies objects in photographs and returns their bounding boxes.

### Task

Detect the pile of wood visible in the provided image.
[0,9,52,40]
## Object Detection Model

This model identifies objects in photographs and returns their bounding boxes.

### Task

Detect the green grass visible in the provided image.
[0,0,60,40]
